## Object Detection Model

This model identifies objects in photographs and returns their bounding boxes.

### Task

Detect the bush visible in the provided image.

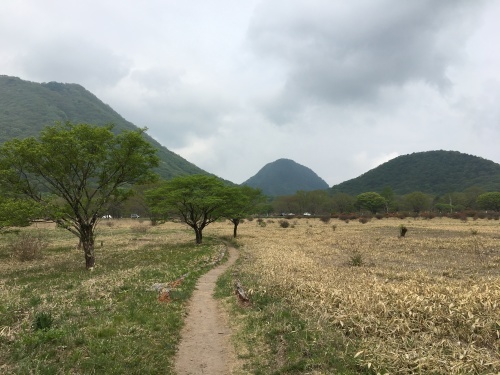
[348,251,363,267]
[279,220,290,228]
[10,232,48,261]
[399,225,408,237]
[319,216,330,224]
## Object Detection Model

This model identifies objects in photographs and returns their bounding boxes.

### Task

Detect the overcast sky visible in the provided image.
[2,0,499,185]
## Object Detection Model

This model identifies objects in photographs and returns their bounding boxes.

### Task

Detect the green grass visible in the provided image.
[0,224,225,374]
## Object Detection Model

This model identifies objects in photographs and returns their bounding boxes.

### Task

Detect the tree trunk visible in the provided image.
[81,223,95,270]
[194,227,203,244]
[232,218,240,238]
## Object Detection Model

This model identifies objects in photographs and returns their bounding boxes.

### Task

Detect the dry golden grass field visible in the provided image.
[209,216,500,374]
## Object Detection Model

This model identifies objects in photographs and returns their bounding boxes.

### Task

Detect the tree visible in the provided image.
[403,191,432,213]
[146,175,232,244]
[224,186,266,238]
[0,122,159,269]
[380,186,395,213]
[476,192,500,211]
[331,192,355,213]
[356,192,386,214]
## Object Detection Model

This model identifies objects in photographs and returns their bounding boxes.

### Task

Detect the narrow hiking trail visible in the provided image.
[174,245,239,375]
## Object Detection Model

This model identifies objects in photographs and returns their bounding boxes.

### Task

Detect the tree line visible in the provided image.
[271,188,500,215]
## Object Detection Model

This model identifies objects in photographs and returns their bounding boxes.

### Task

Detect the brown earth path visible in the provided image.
[174,244,239,375]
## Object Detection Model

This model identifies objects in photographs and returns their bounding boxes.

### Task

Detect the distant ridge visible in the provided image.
[330,150,500,195]
[243,158,329,196]
[0,75,207,179]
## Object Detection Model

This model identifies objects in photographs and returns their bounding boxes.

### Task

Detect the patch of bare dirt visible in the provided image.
[174,245,239,375]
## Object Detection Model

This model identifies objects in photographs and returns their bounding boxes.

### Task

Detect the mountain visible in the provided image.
[243,158,329,196]
[0,75,207,179]
[330,150,500,195]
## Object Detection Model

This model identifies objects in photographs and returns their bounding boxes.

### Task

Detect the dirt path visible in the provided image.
[174,245,238,375]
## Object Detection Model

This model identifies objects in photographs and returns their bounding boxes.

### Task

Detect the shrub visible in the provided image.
[359,217,370,224]
[279,220,290,228]
[10,232,48,261]
[319,216,330,224]
[399,225,408,237]
[348,251,363,267]
[332,225,337,232]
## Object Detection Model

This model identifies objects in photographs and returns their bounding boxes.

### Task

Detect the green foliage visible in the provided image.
[476,192,500,211]
[0,75,207,180]
[331,150,500,195]
[348,251,364,266]
[331,192,356,213]
[356,192,386,214]
[0,197,42,233]
[243,158,329,197]
[225,186,266,237]
[401,191,432,213]
[0,122,159,269]
[146,175,232,243]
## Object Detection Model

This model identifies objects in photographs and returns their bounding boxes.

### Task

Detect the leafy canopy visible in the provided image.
[356,192,386,214]
[476,192,500,211]
[0,121,159,268]
[0,197,42,233]
[146,175,232,243]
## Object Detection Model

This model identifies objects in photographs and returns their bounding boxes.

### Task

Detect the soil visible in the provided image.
[174,245,239,375]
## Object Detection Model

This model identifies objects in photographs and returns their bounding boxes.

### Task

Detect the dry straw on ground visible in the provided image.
[209,217,499,374]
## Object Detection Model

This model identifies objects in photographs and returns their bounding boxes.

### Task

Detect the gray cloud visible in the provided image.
[248,0,484,122]
[18,38,131,87]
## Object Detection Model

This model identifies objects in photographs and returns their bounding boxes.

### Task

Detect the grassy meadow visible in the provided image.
[0,219,227,374]
[213,216,500,374]
[1,216,499,374]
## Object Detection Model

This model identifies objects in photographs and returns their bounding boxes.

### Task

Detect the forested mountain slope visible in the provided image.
[330,150,500,195]
[0,75,207,179]
[243,158,329,196]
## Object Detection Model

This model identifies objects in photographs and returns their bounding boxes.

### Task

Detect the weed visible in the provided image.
[399,224,408,237]
[32,311,54,331]
[348,250,364,266]
[10,231,49,261]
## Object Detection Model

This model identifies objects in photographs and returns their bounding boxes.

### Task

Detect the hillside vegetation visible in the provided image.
[0,75,206,179]
[243,158,329,196]
[331,150,500,195]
